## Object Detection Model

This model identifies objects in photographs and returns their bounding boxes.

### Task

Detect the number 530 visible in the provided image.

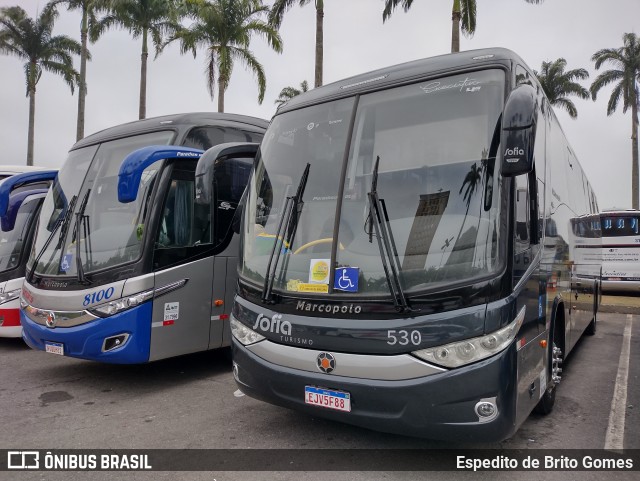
[387,329,421,346]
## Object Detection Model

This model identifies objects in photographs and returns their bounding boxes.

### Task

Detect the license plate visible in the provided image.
[304,386,351,412]
[45,341,64,356]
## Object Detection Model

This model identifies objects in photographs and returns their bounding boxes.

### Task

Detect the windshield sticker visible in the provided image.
[420,76,483,95]
[334,267,359,292]
[298,283,329,293]
[164,302,179,323]
[60,254,73,272]
[309,259,330,284]
[287,279,302,292]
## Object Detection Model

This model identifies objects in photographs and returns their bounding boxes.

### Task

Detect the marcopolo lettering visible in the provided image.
[252,313,292,336]
[296,301,362,314]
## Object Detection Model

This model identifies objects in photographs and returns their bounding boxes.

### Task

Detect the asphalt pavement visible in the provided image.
[0,296,637,481]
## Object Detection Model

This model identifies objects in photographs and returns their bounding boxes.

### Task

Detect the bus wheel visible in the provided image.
[534,342,563,415]
[585,314,597,336]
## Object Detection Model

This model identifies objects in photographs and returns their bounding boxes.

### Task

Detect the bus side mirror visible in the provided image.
[500,84,538,177]
[194,142,260,205]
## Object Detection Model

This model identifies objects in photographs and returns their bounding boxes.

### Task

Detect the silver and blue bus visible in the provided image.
[20,113,267,363]
[199,49,601,441]
[0,170,57,337]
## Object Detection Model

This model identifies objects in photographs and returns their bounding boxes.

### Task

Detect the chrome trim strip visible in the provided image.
[22,304,98,328]
[246,340,446,381]
[154,279,188,299]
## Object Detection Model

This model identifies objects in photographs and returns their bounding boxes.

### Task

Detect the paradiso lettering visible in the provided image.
[296,301,362,315]
[420,76,482,94]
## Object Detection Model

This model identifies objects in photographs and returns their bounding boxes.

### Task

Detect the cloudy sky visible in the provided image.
[0,0,637,209]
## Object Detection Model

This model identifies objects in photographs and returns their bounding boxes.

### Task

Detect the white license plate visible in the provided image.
[45,341,64,356]
[305,386,351,412]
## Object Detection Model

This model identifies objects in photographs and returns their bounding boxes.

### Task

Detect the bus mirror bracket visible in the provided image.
[118,146,204,203]
[194,142,260,206]
[500,84,538,177]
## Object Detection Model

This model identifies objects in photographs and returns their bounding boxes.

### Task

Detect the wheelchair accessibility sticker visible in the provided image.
[334,267,359,292]
[60,254,73,272]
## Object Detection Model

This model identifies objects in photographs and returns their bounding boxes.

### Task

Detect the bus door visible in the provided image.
[205,154,253,350]
[148,160,215,361]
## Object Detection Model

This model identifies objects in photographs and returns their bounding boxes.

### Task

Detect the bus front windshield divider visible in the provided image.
[261,163,311,303]
[73,189,92,285]
[366,156,412,313]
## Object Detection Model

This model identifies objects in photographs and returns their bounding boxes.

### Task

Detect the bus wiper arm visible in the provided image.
[27,194,78,284]
[73,189,92,285]
[367,156,412,313]
[262,163,310,303]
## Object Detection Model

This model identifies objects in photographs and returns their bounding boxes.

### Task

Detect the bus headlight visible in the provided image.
[231,317,264,346]
[412,306,525,368]
[88,290,154,317]
[0,288,22,305]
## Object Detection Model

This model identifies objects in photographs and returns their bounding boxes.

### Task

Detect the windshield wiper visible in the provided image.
[27,194,78,284]
[367,156,412,313]
[261,163,310,303]
[72,189,92,285]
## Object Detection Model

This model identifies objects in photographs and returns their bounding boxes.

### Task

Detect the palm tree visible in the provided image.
[53,0,107,141]
[91,0,182,119]
[382,0,543,53]
[275,80,308,106]
[591,33,640,209]
[534,58,589,119]
[167,0,282,113]
[269,0,323,88]
[0,3,81,166]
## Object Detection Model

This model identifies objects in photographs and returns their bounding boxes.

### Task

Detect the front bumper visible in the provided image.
[232,338,519,442]
[601,279,640,294]
[21,302,153,364]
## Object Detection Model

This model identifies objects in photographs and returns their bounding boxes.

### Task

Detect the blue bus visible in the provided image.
[20,113,267,362]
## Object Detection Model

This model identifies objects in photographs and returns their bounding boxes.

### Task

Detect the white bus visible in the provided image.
[600,210,640,294]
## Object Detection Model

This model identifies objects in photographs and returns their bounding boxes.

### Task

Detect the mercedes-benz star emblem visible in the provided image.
[45,311,56,328]
[316,352,336,374]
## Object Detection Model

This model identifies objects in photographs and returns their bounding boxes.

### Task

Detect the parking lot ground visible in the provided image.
[0,298,637,481]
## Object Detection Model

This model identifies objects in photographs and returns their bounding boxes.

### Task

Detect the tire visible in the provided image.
[585,314,597,336]
[586,283,599,336]
[534,340,562,415]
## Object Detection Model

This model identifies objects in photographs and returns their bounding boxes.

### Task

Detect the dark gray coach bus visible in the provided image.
[20,113,267,363]
[199,49,601,440]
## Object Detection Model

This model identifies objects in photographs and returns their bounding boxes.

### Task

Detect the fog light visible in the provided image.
[474,398,498,422]
[232,361,239,381]
[102,333,130,352]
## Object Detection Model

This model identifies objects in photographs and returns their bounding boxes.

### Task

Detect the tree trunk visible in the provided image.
[632,94,639,209]
[218,75,226,113]
[139,28,148,120]
[76,8,88,141]
[451,0,461,53]
[27,83,36,166]
[314,0,324,88]
[26,60,36,166]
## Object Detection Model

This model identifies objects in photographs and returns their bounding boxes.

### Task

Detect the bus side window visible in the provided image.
[154,164,212,270]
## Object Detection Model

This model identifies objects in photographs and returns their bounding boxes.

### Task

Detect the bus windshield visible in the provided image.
[601,214,640,237]
[29,130,174,277]
[241,69,506,296]
[0,199,39,273]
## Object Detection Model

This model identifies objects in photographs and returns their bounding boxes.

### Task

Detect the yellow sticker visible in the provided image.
[298,283,329,293]
[309,258,330,284]
[287,279,301,292]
